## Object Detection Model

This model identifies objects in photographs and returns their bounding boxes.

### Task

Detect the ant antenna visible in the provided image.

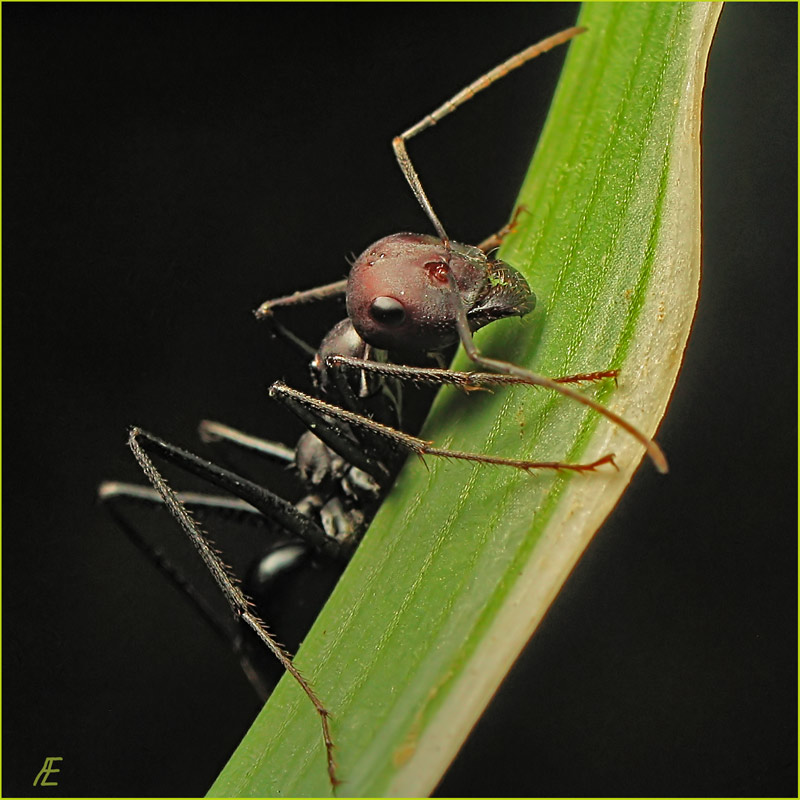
[391,26,667,472]
[392,26,587,245]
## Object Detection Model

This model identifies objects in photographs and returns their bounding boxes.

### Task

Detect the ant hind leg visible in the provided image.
[126,426,340,786]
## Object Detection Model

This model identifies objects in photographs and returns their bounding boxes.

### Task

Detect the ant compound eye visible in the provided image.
[369,296,406,327]
[424,260,450,284]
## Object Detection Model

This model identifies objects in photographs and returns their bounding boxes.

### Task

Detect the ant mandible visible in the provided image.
[100,25,666,789]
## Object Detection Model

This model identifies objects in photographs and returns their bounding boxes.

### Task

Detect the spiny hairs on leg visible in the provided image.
[127,427,339,788]
[270,384,618,474]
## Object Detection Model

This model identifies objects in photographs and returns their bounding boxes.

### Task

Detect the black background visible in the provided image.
[4,3,796,797]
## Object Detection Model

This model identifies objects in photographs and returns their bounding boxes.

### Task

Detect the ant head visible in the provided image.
[347,233,535,354]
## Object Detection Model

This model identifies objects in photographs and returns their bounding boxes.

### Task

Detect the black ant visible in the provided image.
[99,25,667,789]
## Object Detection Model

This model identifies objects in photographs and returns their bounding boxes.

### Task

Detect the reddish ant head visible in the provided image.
[347,233,535,355]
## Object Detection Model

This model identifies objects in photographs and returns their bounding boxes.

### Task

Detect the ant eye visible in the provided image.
[369,296,406,326]
[424,260,450,283]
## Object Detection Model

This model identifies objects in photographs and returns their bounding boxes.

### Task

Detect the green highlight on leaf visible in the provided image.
[210,3,721,796]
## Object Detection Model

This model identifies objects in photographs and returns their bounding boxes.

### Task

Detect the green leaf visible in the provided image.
[210,3,721,796]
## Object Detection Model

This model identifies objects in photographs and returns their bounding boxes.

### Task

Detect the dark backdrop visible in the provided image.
[4,3,796,797]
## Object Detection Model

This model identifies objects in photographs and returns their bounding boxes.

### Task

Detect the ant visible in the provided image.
[100,25,667,789]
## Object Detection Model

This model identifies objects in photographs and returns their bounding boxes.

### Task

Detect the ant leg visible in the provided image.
[476,205,529,253]
[392,26,586,242]
[127,427,340,787]
[324,371,403,467]
[98,482,278,700]
[268,387,394,484]
[195,421,388,522]
[129,427,352,561]
[270,382,616,474]
[254,280,348,358]
[99,481,266,519]
[326,355,618,393]
[439,271,670,473]
[261,316,318,359]
[198,420,296,464]
[254,277,348,319]
[552,370,620,387]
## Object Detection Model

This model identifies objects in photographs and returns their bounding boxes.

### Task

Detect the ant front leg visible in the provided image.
[325,353,664,471]
[326,355,619,392]
[254,277,349,360]
[254,277,348,319]
[440,272,670,474]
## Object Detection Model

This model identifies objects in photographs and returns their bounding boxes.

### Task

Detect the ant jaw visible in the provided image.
[466,259,536,331]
